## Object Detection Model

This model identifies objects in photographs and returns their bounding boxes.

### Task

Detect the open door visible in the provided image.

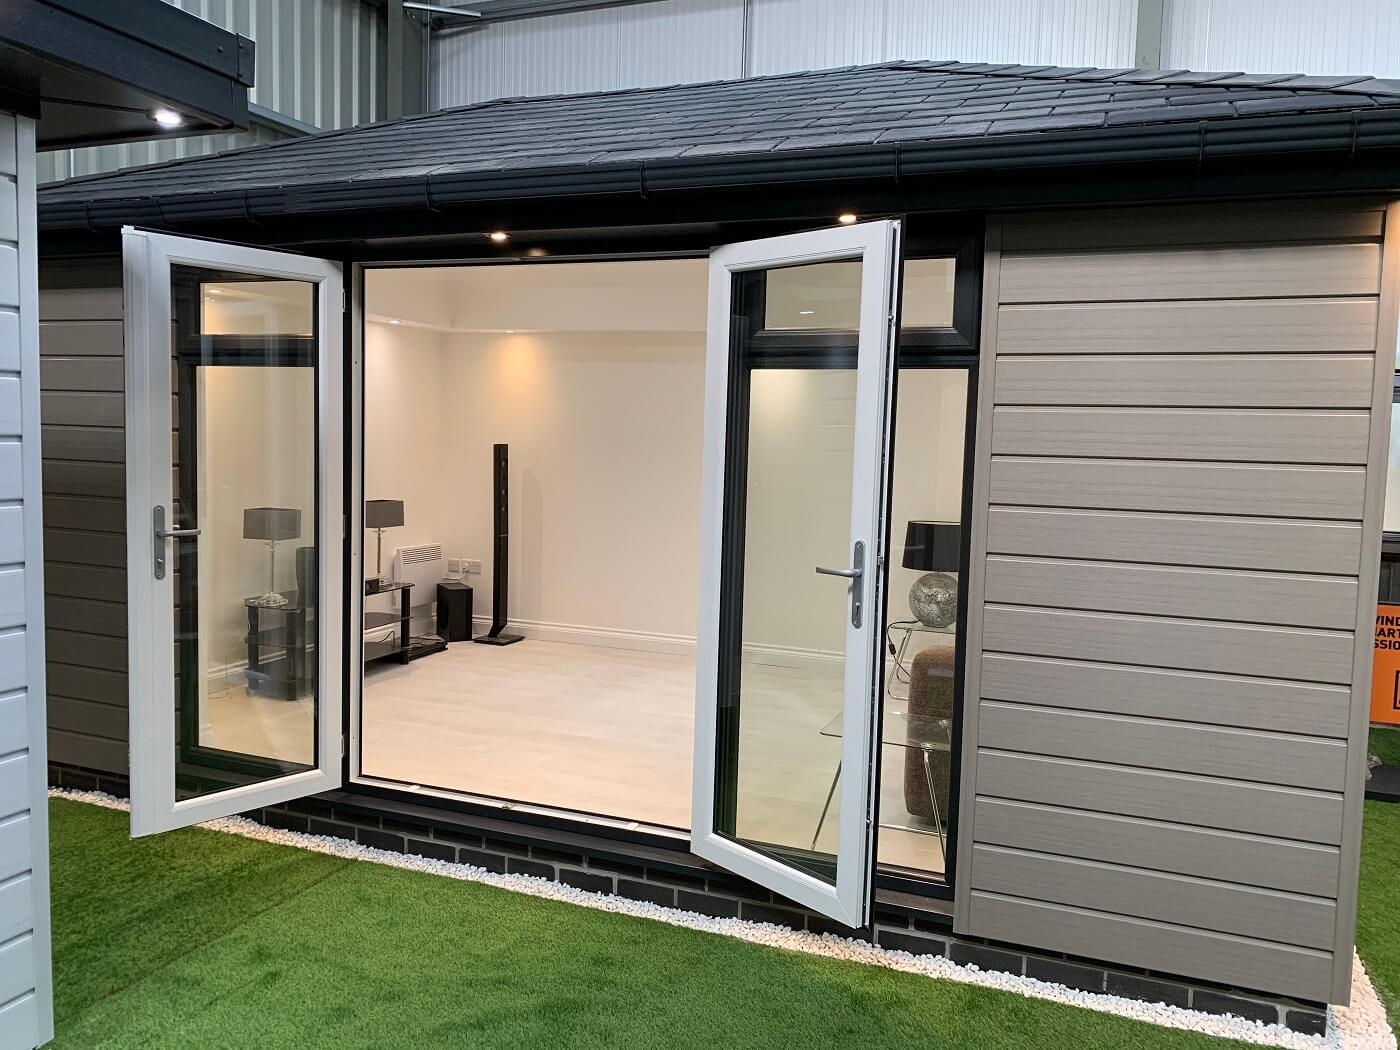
[692,220,902,926]
[123,228,344,837]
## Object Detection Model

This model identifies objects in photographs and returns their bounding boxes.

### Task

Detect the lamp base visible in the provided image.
[909,572,958,628]
[248,592,289,608]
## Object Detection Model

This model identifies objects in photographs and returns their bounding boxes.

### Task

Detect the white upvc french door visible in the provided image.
[123,227,344,837]
[691,220,902,926]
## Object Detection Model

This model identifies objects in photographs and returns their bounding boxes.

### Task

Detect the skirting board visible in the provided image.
[466,614,843,669]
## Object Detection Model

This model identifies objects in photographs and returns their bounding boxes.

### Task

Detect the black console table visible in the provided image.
[364,580,413,665]
[244,592,312,700]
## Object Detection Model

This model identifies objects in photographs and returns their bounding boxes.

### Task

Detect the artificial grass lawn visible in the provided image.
[1358,796,1400,1029]
[47,797,1261,1050]
[1370,726,1400,768]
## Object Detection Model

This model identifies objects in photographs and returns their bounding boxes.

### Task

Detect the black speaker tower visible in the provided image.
[474,443,523,646]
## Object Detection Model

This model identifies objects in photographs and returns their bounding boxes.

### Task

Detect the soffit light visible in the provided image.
[488,231,510,243]
[837,212,858,225]
[153,107,184,128]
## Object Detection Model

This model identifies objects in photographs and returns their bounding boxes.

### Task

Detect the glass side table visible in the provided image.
[812,698,952,856]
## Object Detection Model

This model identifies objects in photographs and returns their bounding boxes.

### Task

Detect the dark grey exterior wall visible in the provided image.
[953,199,1395,1005]
[38,258,127,776]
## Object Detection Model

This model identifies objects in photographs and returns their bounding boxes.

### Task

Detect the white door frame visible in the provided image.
[122,227,344,837]
[690,220,902,927]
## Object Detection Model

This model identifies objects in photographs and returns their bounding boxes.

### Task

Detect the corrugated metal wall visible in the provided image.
[39,0,387,185]
[1162,0,1400,79]
[432,0,1400,109]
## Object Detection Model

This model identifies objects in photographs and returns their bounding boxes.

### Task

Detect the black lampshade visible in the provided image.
[365,499,404,529]
[903,521,960,572]
[242,507,301,542]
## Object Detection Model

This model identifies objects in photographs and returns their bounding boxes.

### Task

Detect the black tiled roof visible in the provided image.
[37,60,1400,225]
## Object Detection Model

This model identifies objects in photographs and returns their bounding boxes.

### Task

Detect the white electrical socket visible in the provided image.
[463,559,482,575]
[447,558,463,576]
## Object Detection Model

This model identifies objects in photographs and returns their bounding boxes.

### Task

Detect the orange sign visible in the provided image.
[1373,604,1400,725]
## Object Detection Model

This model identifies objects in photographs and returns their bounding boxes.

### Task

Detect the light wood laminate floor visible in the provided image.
[360,638,946,875]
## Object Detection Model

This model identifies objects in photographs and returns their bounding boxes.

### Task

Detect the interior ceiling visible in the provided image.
[364,258,710,334]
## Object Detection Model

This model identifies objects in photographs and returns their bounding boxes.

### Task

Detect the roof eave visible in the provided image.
[37,108,1400,234]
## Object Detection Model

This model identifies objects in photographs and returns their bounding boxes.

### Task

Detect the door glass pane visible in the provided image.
[717,260,863,886]
[877,367,968,880]
[764,257,954,331]
[171,266,319,801]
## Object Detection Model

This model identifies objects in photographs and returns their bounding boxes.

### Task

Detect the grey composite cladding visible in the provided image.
[954,200,1391,1005]
[37,261,127,776]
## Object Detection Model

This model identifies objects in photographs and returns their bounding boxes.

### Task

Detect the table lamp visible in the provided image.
[243,507,302,608]
[903,520,961,628]
[365,499,404,585]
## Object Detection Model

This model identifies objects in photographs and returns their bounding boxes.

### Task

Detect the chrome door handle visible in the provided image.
[815,541,865,628]
[152,505,199,580]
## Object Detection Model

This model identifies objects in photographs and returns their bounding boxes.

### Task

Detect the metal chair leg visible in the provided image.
[811,762,841,851]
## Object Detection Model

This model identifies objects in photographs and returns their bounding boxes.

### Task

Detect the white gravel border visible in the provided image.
[51,787,1396,1050]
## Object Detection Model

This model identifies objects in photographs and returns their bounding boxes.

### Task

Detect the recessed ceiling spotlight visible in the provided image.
[799,310,815,316]
[505,329,516,334]
[488,231,510,243]
[388,319,401,325]
[837,212,858,225]
[152,107,184,128]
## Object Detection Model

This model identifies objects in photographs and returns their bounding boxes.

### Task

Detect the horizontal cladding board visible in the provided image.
[40,355,122,392]
[990,407,1370,465]
[41,459,122,499]
[986,507,1361,576]
[979,701,1346,792]
[1001,202,1385,252]
[0,934,36,1013]
[0,994,39,1050]
[41,390,122,428]
[45,563,123,603]
[977,750,1341,843]
[46,664,126,707]
[0,507,18,564]
[982,605,1354,684]
[974,798,1340,898]
[984,555,1358,631]
[0,692,23,755]
[996,298,1379,355]
[967,892,1331,1002]
[39,425,123,464]
[998,243,1381,303]
[0,631,24,693]
[47,696,127,741]
[42,495,123,534]
[38,287,123,321]
[0,753,26,820]
[45,528,125,569]
[48,728,127,775]
[970,845,1336,950]
[0,567,21,629]
[47,629,126,673]
[980,653,1349,737]
[45,595,124,639]
[0,442,20,500]
[993,354,1375,409]
[39,319,122,356]
[990,457,1365,519]
[0,872,33,945]
[0,815,30,883]
[0,376,18,437]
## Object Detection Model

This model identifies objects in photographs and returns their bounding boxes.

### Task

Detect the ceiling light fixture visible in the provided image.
[837,212,858,225]
[152,107,184,128]
[488,231,510,243]
[799,310,815,315]
[388,319,401,325]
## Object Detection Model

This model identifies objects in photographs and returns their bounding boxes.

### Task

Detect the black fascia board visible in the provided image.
[37,109,1400,235]
[42,0,253,86]
[0,0,252,134]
